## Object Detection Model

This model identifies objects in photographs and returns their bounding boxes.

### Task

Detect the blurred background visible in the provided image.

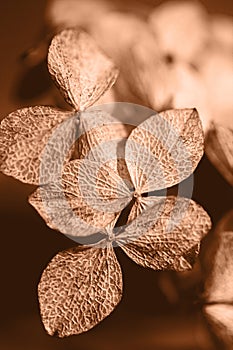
[0,1,232,349]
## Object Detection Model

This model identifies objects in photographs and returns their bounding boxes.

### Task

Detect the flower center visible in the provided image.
[133,190,141,201]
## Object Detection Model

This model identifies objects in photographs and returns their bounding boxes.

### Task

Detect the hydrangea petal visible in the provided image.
[48,28,119,110]
[116,196,211,271]
[0,106,75,184]
[125,108,204,192]
[38,245,122,337]
[29,159,131,237]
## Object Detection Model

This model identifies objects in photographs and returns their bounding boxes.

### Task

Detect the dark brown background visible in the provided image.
[0,1,232,349]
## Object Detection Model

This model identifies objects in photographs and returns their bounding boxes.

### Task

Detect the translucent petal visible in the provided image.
[29,159,131,237]
[116,196,211,271]
[204,304,233,348]
[48,28,119,111]
[125,108,204,192]
[38,245,122,337]
[205,123,233,186]
[148,1,209,61]
[0,106,75,184]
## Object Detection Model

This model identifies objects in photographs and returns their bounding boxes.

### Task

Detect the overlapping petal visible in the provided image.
[29,159,131,237]
[38,245,122,337]
[116,196,211,271]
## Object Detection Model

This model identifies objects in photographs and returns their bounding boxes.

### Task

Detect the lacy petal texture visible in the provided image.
[0,28,119,185]
[0,28,212,337]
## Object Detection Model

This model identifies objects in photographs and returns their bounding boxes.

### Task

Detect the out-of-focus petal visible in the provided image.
[125,108,204,193]
[126,35,173,111]
[170,63,211,132]
[91,13,165,105]
[200,50,233,129]
[204,304,233,348]
[202,224,233,348]
[203,230,233,304]
[48,28,119,111]
[211,15,233,51]
[0,106,75,185]
[29,159,131,237]
[148,1,209,61]
[205,122,233,186]
[91,13,150,65]
[116,196,211,271]
[38,245,122,337]
[46,0,114,29]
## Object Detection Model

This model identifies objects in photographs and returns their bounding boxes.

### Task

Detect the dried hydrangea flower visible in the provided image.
[202,210,233,348]
[27,107,211,337]
[0,28,119,184]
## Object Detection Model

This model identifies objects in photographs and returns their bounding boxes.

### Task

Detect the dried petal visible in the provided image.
[47,28,119,110]
[38,245,122,337]
[116,196,211,271]
[63,159,131,212]
[29,184,103,238]
[125,108,204,193]
[205,123,233,186]
[0,106,75,184]
[127,196,166,223]
[29,159,130,237]
[76,109,132,160]
[148,1,209,61]
[75,108,133,182]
